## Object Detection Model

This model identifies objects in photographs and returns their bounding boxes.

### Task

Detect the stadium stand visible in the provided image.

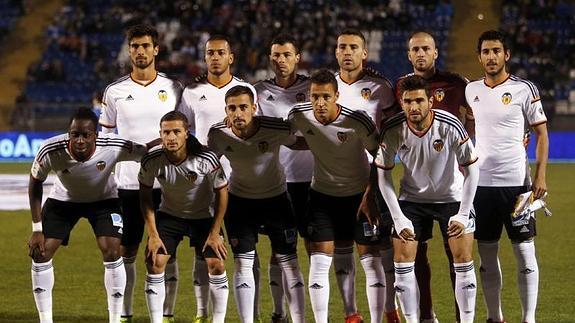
[16,0,454,130]
[0,0,24,44]
[501,0,575,120]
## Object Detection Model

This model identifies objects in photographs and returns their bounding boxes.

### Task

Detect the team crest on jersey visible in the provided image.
[434,88,445,102]
[361,88,371,100]
[501,92,512,105]
[296,93,306,103]
[185,171,198,182]
[96,161,106,171]
[158,90,168,102]
[258,141,269,153]
[337,131,348,143]
[433,139,444,152]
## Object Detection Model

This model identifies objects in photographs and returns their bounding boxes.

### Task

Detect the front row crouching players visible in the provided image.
[138,111,229,323]
[376,75,479,323]
[208,86,306,323]
[288,69,386,323]
[28,108,153,323]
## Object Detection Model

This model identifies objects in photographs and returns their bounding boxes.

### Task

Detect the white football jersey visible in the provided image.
[138,146,227,219]
[207,116,295,199]
[466,75,546,186]
[31,133,147,203]
[99,73,183,189]
[288,103,378,197]
[336,69,396,130]
[376,110,477,203]
[254,75,313,183]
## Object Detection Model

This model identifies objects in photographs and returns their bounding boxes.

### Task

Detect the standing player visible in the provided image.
[466,30,548,323]
[99,24,183,323]
[208,86,306,323]
[376,75,479,323]
[289,70,385,323]
[178,35,260,323]
[139,111,229,323]
[396,31,475,322]
[334,28,398,323]
[28,108,150,323]
[254,33,312,323]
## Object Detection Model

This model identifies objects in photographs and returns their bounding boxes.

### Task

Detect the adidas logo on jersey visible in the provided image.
[199,95,207,101]
[399,144,409,151]
[520,225,530,233]
[125,95,134,101]
[473,96,480,102]
[267,95,275,101]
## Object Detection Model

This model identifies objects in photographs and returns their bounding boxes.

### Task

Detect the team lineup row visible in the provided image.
[27,24,548,323]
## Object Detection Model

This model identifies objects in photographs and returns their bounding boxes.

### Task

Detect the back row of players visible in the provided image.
[28,24,548,323]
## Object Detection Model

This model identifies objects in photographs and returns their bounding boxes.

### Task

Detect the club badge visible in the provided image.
[96,161,106,171]
[258,141,269,153]
[501,92,512,105]
[433,139,444,152]
[361,88,371,100]
[434,88,445,102]
[337,131,348,143]
[185,171,198,182]
[158,90,168,102]
[296,92,306,103]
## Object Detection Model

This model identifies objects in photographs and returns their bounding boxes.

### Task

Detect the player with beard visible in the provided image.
[99,24,183,323]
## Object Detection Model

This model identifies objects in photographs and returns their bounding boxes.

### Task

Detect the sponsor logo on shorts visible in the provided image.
[111,213,123,228]
[501,92,512,105]
[433,139,444,152]
[199,95,207,101]
[434,88,445,102]
[267,95,275,101]
[284,228,297,244]
[361,87,371,100]
[158,90,168,102]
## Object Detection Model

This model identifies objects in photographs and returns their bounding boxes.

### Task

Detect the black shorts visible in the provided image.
[155,211,222,258]
[42,198,123,245]
[474,186,535,242]
[287,182,311,238]
[307,189,384,245]
[119,188,161,246]
[396,201,462,242]
[225,192,297,255]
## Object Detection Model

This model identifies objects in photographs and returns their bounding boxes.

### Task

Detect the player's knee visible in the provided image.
[206,258,226,275]
[101,248,121,262]
[31,249,54,263]
[121,244,139,258]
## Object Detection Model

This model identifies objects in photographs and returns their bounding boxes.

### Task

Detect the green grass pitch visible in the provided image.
[0,163,573,322]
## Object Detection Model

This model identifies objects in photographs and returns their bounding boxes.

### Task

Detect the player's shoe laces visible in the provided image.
[119,316,132,323]
[345,312,364,323]
[163,316,175,323]
[192,316,209,323]
[271,312,290,323]
[385,310,401,323]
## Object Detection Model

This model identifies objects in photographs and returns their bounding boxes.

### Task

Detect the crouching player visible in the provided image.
[376,75,479,323]
[28,108,152,323]
[139,111,229,323]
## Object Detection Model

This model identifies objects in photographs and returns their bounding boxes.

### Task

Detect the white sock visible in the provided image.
[478,241,504,321]
[163,260,179,317]
[360,254,385,323]
[209,272,229,323]
[104,258,126,323]
[145,273,165,323]
[234,251,256,323]
[380,247,398,313]
[454,261,476,323]
[309,253,332,323]
[32,260,54,323]
[269,262,286,316]
[193,256,210,317]
[253,251,261,318]
[394,262,419,323]
[276,253,306,323]
[122,256,137,318]
[513,241,539,323]
[334,247,357,315]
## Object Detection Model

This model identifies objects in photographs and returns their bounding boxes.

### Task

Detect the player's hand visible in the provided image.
[532,177,547,200]
[28,232,45,258]
[398,228,415,242]
[147,236,167,266]
[357,192,380,227]
[447,220,465,238]
[203,232,228,260]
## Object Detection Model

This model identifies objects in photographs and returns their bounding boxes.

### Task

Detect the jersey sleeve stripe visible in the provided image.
[195,151,221,169]
[341,108,376,134]
[100,123,116,128]
[460,156,479,167]
[435,112,468,140]
[141,150,164,168]
[511,76,539,99]
[36,143,68,162]
[529,120,547,127]
[102,74,130,99]
[214,182,228,190]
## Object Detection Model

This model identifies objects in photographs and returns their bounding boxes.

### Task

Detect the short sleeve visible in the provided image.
[375,130,399,170]
[138,156,158,188]
[523,83,546,126]
[99,88,117,128]
[206,130,222,157]
[119,141,147,162]
[178,88,196,133]
[210,165,228,190]
[30,152,51,181]
[455,136,478,167]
